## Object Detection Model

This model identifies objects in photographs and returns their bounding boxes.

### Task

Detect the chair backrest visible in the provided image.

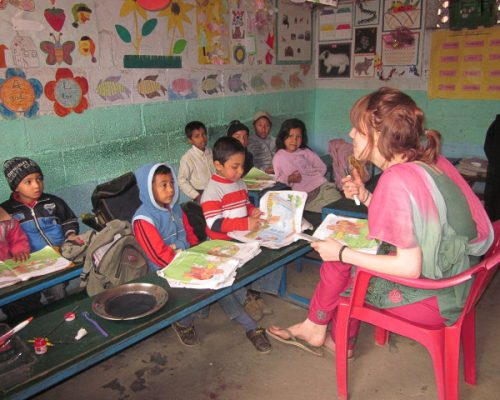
[463,220,500,315]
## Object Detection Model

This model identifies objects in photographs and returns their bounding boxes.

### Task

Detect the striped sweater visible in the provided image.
[201,174,255,240]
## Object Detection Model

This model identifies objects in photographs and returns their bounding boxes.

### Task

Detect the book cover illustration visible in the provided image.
[0,246,73,288]
[313,213,380,254]
[157,240,261,289]
[229,191,309,249]
[243,167,276,191]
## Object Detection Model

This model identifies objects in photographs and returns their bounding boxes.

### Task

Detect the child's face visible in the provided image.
[215,153,245,181]
[231,130,248,148]
[189,128,208,151]
[284,128,303,153]
[254,118,271,139]
[16,172,44,203]
[152,172,175,206]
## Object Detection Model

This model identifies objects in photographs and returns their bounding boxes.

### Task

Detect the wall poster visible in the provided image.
[318,3,353,42]
[317,42,351,78]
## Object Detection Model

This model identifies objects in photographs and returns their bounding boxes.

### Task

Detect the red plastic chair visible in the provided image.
[335,221,500,400]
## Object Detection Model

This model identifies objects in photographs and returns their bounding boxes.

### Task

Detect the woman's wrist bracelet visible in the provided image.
[361,191,371,204]
[338,245,348,263]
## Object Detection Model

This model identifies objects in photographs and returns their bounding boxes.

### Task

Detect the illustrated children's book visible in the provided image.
[311,213,380,254]
[0,246,73,288]
[157,240,261,290]
[228,191,311,249]
[243,167,276,191]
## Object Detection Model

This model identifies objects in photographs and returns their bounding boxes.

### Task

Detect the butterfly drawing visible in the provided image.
[40,33,75,65]
[0,0,35,11]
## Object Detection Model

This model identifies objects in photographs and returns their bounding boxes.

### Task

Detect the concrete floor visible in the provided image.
[34,261,500,400]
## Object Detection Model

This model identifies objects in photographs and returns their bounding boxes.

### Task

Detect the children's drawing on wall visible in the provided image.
[270,71,286,90]
[318,42,351,78]
[95,75,131,102]
[0,0,35,12]
[276,0,312,64]
[353,55,375,77]
[43,6,66,32]
[250,71,268,92]
[0,68,42,119]
[287,70,304,89]
[157,0,192,56]
[199,72,223,97]
[354,0,380,26]
[167,74,197,100]
[78,35,97,62]
[227,72,248,93]
[196,1,230,65]
[318,3,353,42]
[10,34,39,67]
[354,27,376,54]
[383,0,421,31]
[382,30,419,65]
[71,3,92,28]
[44,68,89,117]
[136,74,167,99]
[40,33,75,65]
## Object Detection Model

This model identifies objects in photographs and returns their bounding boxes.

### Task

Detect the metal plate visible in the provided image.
[92,283,168,321]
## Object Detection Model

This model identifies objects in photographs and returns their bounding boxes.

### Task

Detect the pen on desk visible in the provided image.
[343,168,361,206]
[0,316,33,346]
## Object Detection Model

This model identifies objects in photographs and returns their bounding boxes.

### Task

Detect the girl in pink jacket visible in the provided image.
[0,206,30,262]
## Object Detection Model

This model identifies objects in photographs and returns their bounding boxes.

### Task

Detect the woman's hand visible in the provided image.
[311,238,344,261]
[287,170,302,185]
[342,169,371,205]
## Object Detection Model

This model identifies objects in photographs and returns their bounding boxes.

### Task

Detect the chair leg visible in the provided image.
[335,303,350,400]
[427,339,447,400]
[295,258,304,273]
[461,311,477,385]
[375,326,389,346]
[444,327,462,400]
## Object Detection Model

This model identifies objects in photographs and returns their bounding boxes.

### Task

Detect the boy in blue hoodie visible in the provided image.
[132,163,272,353]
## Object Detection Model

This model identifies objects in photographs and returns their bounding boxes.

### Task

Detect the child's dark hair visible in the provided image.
[213,137,245,164]
[184,121,207,139]
[275,118,308,150]
[153,165,172,179]
[226,120,249,137]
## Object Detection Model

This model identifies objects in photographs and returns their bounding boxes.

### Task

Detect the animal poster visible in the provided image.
[354,0,380,26]
[276,0,312,64]
[318,42,351,78]
[353,55,375,77]
[354,27,377,54]
[383,0,422,31]
[0,0,98,68]
[382,32,419,66]
[428,27,500,100]
[318,3,353,42]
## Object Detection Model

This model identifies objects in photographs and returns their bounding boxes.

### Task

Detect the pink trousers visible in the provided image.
[307,261,446,348]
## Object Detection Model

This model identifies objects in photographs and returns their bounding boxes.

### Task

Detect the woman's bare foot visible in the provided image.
[323,335,354,359]
[268,319,327,347]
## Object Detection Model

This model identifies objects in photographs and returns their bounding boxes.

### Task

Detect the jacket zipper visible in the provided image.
[30,207,54,247]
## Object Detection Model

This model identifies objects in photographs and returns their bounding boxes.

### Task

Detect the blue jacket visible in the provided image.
[1,193,79,251]
[132,163,188,261]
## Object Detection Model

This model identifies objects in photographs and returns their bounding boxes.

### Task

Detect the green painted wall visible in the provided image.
[312,89,497,158]
[0,90,316,217]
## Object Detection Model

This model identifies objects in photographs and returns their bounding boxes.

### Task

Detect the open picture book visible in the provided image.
[0,246,73,289]
[157,240,261,290]
[228,190,312,249]
[242,167,276,191]
[311,213,380,254]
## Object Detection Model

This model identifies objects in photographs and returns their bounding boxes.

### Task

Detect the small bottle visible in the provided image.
[34,337,48,355]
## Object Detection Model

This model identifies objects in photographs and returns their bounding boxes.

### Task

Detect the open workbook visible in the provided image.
[157,240,261,290]
[310,213,380,254]
[242,167,276,191]
[228,190,312,249]
[0,246,73,288]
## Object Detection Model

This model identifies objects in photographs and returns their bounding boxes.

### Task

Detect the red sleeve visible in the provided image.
[7,219,30,255]
[133,219,176,267]
[182,211,199,246]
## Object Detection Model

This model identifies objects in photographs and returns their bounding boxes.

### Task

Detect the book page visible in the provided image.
[0,264,20,288]
[187,240,261,263]
[313,214,380,254]
[243,167,276,191]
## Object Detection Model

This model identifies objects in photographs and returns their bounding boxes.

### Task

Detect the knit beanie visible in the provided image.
[227,121,249,137]
[3,157,43,191]
[253,111,272,125]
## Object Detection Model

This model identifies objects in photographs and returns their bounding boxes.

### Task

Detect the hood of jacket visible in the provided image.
[135,162,180,211]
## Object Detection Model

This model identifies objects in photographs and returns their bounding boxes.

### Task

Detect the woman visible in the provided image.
[267,87,493,357]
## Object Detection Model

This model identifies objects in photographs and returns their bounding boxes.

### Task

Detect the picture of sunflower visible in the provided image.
[158,0,194,55]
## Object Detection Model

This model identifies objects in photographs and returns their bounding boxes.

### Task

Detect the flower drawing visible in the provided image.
[0,68,42,119]
[44,68,89,117]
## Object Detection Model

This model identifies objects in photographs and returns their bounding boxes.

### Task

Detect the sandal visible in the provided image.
[266,327,323,357]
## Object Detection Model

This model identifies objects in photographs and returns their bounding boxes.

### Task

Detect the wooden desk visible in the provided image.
[0,265,83,307]
[2,240,311,399]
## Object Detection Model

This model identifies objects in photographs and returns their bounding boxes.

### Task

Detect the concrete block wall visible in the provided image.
[0,90,316,225]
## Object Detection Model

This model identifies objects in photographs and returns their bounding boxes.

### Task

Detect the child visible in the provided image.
[273,118,341,213]
[0,206,30,262]
[2,157,79,251]
[248,111,275,173]
[201,136,282,325]
[178,121,216,203]
[133,162,271,353]
[226,120,253,175]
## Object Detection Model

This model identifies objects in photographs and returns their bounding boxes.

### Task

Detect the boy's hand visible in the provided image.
[12,251,29,262]
[265,166,274,174]
[169,243,177,250]
[250,208,263,218]
[287,170,301,184]
[248,214,265,231]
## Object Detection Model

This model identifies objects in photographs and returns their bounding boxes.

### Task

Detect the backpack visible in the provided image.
[80,219,148,296]
[91,172,141,227]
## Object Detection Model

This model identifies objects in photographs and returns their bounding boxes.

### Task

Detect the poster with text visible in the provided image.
[382,32,419,66]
